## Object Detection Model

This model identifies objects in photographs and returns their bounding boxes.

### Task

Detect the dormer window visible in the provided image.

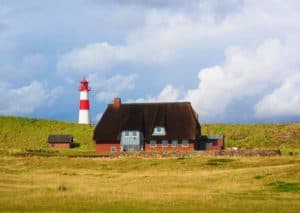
[152,126,166,136]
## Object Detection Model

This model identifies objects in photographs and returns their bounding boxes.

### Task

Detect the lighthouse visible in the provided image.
[78,77,91,124]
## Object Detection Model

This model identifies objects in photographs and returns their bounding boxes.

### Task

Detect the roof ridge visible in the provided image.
[108,101,191,106]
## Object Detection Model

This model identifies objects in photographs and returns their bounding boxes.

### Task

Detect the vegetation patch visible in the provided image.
[230,190,270,200]
[206,158,235,166]
[149,162,160,166]
[254,173,271,180]
[58,184,67,192]
[62,172,77,176]
[254,175,264,180]
[268,181,300,193]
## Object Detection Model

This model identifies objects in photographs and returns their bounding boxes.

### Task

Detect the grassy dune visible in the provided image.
[0,156,299,212]
[201,123,300,149]
[0,116,299,153]
[0,116,94,153]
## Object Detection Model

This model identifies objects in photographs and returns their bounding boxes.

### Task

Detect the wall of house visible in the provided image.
[49,143,70,148]
[145,140,195,152]
[95,142,121,153]
[95,140,194,153]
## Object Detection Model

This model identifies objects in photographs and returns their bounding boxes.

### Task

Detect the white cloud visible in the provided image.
[96,91,118,102]
[157,84,180,101]
[185,38,300,120]
[93,74,137,102]
[0,81,63,115]
[134,38,300,121]
[57,38,178,73]
[255,73,300,118]
[57,0,300,73]
[57,42,124,72]
[130,84,180,103]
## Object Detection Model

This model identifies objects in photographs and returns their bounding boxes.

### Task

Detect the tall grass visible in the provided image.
[201,123,300,148]
[0,155,299,212]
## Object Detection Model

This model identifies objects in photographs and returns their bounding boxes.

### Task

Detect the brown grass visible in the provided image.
[0,155,299,212]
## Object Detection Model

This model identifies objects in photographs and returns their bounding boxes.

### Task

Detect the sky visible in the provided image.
[0,0,299,124]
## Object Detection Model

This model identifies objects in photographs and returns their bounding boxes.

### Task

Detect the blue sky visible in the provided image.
[0,0,299,124]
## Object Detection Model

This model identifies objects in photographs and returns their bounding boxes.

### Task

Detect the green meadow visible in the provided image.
[0,116,299,212]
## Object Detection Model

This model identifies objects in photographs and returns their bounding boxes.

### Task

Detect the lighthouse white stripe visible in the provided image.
[80,91,89,100]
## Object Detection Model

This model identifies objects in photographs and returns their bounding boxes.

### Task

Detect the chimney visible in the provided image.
[113,98,121,109]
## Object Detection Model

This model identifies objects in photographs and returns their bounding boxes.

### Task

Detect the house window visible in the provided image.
[124,131,130,137]
[132,131,137,137]
[152,126,166,136]
[182,139,189,147]
[162,140,168,147]
[111,146,116,152]
[212,140,218,146]
[171,140,178,147]
[150,140,157,147]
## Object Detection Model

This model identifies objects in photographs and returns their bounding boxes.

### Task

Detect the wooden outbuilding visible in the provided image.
[196,135,225,151]
[48,135,73,148]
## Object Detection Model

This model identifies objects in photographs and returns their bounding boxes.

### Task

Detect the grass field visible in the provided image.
[0,155,299,212]
[0,116,300,212]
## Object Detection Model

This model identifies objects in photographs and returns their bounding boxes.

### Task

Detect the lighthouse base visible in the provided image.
[79,110,90,124]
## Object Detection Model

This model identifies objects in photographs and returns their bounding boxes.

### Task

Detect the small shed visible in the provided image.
[206,135,225,151]
[196,135,225,151]
[48,135,73,148]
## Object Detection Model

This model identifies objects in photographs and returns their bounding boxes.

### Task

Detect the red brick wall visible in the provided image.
[95,140,195,153]
[145,140,194,152]
[206,139,224,151]
[49,143,70,148]
[95,142,121,153]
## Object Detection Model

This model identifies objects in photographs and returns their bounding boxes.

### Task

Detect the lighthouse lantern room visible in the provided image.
[78,77,91,124]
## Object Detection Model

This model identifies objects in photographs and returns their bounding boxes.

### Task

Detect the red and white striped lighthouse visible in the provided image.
[78,77,91,124]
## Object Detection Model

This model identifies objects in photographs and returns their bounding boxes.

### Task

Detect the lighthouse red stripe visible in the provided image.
[80,100,90,109]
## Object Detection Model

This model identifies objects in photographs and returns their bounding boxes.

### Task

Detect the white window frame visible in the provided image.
[124,131,130,137]
[171,140,178,147]
[132,131,137,137]
[150,140,157,147]
[161,140,169,147]
[182,139,189,147]
[111,146,117,152]
[152,126,166,136]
